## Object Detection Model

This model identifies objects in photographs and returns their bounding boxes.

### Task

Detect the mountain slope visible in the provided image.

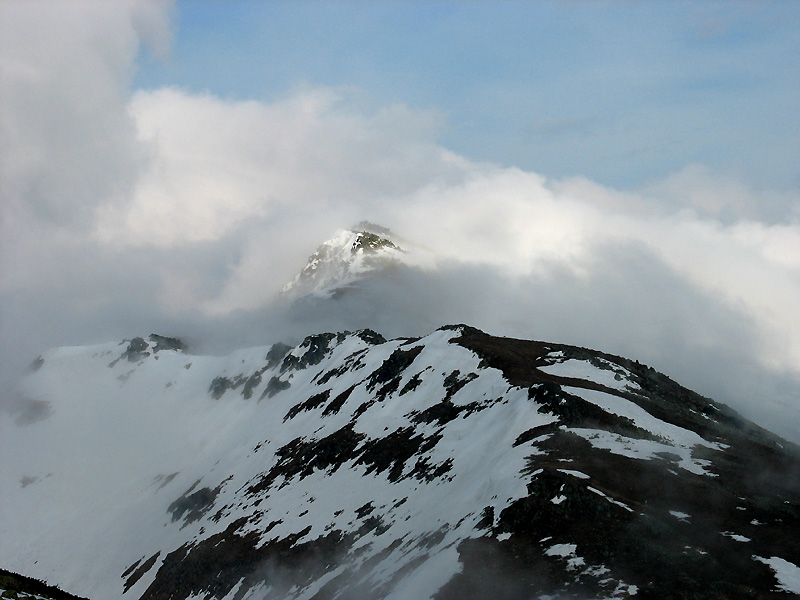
[1,327,799,600]
[0,568,90,600]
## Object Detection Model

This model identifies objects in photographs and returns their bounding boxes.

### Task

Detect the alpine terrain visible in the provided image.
[2,323,800,600]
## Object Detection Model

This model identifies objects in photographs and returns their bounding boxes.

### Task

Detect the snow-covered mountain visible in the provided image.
[281,223,425,299]
[2,326,800,600]
[0,567,89,600]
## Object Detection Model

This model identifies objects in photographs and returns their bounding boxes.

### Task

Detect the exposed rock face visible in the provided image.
[108,335,186,367]
[3,326,799,600]
[148,335,185,354]
[0,567,90,600]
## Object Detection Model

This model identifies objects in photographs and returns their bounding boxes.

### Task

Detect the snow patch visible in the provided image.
[539,358,636,392]
[557,469,591,479]
[545,543,577,558]
[570,428,717,476]
[669,511,691,522]
[754,556,800,594]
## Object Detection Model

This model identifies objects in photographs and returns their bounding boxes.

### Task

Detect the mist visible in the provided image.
[1,1,799,446]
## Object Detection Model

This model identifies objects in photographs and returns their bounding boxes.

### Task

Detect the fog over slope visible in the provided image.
[1,1,799,445]
[3,326,799,599]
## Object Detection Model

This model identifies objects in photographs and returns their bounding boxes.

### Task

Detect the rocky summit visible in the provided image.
[2,327,800,600]
[281,223,410,299]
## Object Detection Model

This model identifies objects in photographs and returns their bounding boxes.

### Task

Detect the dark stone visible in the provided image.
[261,376,291,399]
[209,377,232,400]
[409,456,454,482]
[121,558,141,579]
[284,389,332,421]
[513,424,559,447]
[168,484,220,527]
[398,372,423,396]
[528,382,648,437]
[109,337,152,366]
[442,370,478,400]
[321,385,356,417]
[208,375,247,400]
[247,426,365,496]
[412,400,482,426]
[265,343,292,370]
[316,349,368,385]
[367,346,424,391]
[148,334,184,353]
[281,333,338,372]
[0,568,90,600]
[123,551,160,593]
[476,506,494,530]
[140,518,355,600]
[356,329,387,345]
[241,373,262,399]
[352,231,397,253]
[356,427,442,483]
[354,502,375,519]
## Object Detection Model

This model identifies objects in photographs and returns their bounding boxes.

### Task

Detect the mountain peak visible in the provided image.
[281,224,407,298]
[5,325,800,599]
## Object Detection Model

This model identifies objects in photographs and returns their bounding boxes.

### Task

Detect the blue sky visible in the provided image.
[134,0,800,190]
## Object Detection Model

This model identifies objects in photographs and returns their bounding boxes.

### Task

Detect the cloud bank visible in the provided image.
[1,1,799,443]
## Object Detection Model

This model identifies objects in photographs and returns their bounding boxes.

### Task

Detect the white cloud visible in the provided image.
[94,86,462,246]
[641,163,798,223]
[0,0,172,226]
[1,1,799,445]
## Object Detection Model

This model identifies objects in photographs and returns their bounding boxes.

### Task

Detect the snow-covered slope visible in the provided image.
[2,327,799,600]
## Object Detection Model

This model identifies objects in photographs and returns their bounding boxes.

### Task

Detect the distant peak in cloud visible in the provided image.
[281,225,411,300]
